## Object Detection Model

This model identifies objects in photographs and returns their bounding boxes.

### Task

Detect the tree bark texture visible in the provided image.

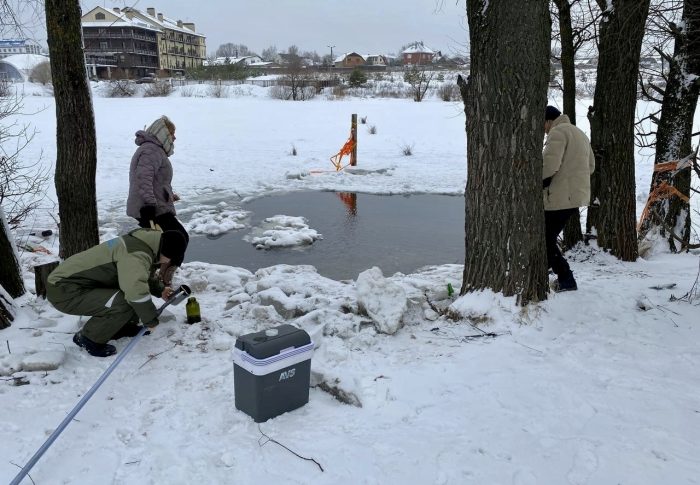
[460,0,551,304]
[46,0,99,258]
[0,205,24,298]
[586,0,650,261]
[34,261,60,299]
[0,288,15,330]
[554,0,578,124]
[639,0,700,251]
[554,0,584,249]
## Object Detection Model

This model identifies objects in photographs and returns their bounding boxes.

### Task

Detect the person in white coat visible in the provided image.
[542,106,595,292]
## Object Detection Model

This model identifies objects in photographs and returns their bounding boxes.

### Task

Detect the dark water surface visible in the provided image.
[185,192,465,280]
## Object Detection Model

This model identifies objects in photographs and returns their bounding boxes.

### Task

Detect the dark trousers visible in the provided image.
[137,212,189,249]
[47,283,136,344]
[545,208,577,280]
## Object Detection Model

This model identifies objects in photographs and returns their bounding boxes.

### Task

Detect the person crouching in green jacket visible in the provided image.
[46,228,187,357]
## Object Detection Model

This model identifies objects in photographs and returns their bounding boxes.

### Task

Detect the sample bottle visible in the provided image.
[186,297,201,324]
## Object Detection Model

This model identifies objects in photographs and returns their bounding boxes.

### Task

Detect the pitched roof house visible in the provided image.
[402,42,437,65]
[334,52,365,68]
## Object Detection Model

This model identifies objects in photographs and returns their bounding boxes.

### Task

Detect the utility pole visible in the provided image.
[327,44,335,72]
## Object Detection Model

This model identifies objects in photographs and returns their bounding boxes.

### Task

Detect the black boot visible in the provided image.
[552,273,578,292]
[73,332,117,357]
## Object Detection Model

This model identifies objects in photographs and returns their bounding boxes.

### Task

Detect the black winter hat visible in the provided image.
[545,105,562,121]
[160,230,187,266]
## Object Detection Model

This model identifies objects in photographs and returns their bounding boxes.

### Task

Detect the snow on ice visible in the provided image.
[248,215,323,249]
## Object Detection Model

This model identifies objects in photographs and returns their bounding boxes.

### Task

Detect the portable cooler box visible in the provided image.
[232,324,314,422]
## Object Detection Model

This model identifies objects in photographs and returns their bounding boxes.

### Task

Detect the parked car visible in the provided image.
[135,75,157,84]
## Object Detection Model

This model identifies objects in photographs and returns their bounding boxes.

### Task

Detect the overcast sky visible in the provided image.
[79,0,468,57]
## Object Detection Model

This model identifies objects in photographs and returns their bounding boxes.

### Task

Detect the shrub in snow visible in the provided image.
[180,85,196,97]
[356,267,407,335]
[401,143,414,156]
[106,80,137,98]
[438,83,459,102]
[143,80,174,97]
[0,78,11,97]
[207,83,229,98]
[30,61,52,85]
[330,85,346,99]
[368,125,377,135]
[269,84,316,101]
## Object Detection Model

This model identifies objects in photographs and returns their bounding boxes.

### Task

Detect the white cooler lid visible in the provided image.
[232,341,314,376]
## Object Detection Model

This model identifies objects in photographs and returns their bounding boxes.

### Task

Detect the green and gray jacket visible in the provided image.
[47,229,165,324]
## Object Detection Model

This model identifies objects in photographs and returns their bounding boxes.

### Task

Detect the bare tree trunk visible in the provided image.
[0,205,24,298]
[555,0,577,123]
[460,0,550,304]
[46,0,99,258]
[586,0,650,261]
[554,0,585,249]
[639,0,700,251]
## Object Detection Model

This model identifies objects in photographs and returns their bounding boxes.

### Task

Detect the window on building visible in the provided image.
[95,12,105,20]
[100,42,108,50]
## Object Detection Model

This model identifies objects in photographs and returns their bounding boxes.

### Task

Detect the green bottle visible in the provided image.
[447,283,454,297]
[186,297,201,324]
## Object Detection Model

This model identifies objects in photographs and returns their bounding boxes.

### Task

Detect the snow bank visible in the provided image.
[356,267,408,334]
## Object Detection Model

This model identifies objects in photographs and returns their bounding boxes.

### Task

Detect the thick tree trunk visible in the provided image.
[46,0,99,258]
[0,205,24,298]
[555,0,577,124]
[639,0,700,251]
[586,0,650,261]
[554,0,584,250]
[460,0,550,304]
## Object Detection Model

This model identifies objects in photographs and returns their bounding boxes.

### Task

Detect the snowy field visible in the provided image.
[1,84,699,484]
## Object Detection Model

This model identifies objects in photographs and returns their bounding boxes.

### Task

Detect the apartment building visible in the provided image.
[81,6,206,79]
[82,6,161,79]
[122,7,206,74]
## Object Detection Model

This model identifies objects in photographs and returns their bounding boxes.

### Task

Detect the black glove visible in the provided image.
[143,317,159,328]
[542,176,553,189]
[140,204,157,223]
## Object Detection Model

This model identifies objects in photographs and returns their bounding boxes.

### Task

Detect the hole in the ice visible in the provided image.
[185,191,465,280]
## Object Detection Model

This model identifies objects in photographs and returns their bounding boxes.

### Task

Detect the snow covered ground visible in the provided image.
[1,84,699,484]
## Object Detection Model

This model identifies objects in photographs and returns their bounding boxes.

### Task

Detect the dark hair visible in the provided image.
[545,105,561,121]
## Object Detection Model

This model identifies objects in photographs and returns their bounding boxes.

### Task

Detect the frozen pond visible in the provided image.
[186,191,465,280]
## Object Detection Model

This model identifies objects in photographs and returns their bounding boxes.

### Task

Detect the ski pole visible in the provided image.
[10,284,191,485]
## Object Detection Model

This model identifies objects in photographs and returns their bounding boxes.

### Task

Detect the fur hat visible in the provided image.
[545,105,562,121]
[160,230,187,266]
